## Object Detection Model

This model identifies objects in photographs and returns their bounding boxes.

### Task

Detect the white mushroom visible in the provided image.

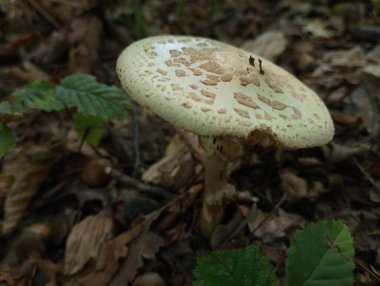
[116,35,334,236]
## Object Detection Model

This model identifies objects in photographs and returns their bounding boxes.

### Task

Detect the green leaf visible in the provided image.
[193,245,277,286]
[286,220,355,286]
[0,101,15,114]
[0,122,15,157]
[11,81,64,112]
[56,74,129,120]
[73,114,104,147]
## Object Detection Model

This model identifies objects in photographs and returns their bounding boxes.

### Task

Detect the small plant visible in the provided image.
[193,220,355,286]
[0,74,130,157]
[193,244,277,286]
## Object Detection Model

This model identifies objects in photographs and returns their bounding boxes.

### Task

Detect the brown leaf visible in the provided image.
[211,210,244,249]
[322,142,373,163]
[280,170,308,202]
[68,15,103,74]
[142,135,195,190]
[1,142,63,235]
[303,19,335,38]
[330,110,362,126]
[241,31,287,62]
[37,0,96,23]
[0,266,21,285]
[250,209,306,241]
[77,224,142,286]
[323,46,367,68]
[110,223,164,284]
[63,209,114,276]
[132,272,165,286]
[7,61,51,83]
[29,30,67,66]
[21,256,59,286]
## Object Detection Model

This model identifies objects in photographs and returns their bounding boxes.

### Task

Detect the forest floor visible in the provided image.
[0,0,380,285]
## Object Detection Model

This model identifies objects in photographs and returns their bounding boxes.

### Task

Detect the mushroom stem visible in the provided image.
[199,136,242,237]
[200,152,234,237]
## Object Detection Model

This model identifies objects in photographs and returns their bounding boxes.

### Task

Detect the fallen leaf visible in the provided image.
[241,31,287,62]
[211,210,244,249]
[322,142,373,163]
[7,61,51,83]
[366,45,380,64]
[29,30,67,66]
[142,135,195,190]
[77,224,142,286]
[132,272,165,286]
[110,217,164,284]
[63,209,114,276]
[329,110,362,126]
[323,46,367,68]
[349,85,379,135]
[280,170,308,202]
[1,142,63,235]
[68,15,103,74]
[250,209,306,242]
[303,19,335,38]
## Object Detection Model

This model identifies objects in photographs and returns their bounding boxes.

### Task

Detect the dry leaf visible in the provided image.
[329,110,361,126]
[68,15,103,74]
[63,209,114,276]
[77,224,142,286]
[132,272,165,286]
[250,209,306,241]
[280,170,308,201]
[323,46,367,68]
[322,142,372,163]
[303,19,335,38]
[349,85,379,135]
[110,220,164,284]
[142,135,195,190]
[211,210,244,249]
[37,0,96,23]
[7,61,51,83]
[241,31,287,62]
[29,30,67,66]
[366,45,380,64]
[1,142,63,235]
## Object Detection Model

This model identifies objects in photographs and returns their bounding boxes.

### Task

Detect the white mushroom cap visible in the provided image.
[117,35,334,149]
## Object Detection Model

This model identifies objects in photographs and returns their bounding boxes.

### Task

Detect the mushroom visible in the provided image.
[116,36,334,236]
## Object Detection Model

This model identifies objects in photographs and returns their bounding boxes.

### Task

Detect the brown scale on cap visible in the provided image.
[234,92,260,109]
[201,90,216,99]
[190,68,203,76]
[175,69,186,77]
[117,36,334,149]
[169,50,181,57]
[257,94,288,111]
[234,108,250,119]
[156,69,167,76]
[199,61,224,74]
[201,79,218,86]
[221,74,233,82]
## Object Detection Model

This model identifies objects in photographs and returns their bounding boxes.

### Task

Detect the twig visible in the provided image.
[222,193,287,246]
[353,157,380,193]
[131,107,141,177]
[110,169,174,201]
[251,193,287,234]
[27,0,60,28]
[355,257,380,282]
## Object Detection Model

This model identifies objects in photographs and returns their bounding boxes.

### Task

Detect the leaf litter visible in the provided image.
[1,0,380,285]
